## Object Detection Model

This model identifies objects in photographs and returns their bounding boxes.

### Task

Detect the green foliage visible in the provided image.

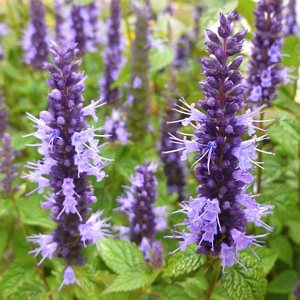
[163,244,206,278]
[99,238,145,274]
[267,270,299,294]
[222,253,268,300]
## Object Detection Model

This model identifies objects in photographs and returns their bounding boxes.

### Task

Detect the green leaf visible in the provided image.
[211,286,230,300]
[0,258,36,297]
[236,0,256,31]
[161,285,192,300]
[110,64,131,89]
[269,235,293,267]
[156,15,186,39]
[267,270,298,294]
[99,238,145,274]
[179,276,207,298]
[286,220,300,245]
[10,279,47,300]
[222,253,267,300]
[276,109,300,142]
[0,227,8,258]
[252,248,279,275]
[163,244,206,278]
[103,264,156,294]
[149,47,175,74]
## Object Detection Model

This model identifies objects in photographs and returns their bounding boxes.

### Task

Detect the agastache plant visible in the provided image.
[100,0,122,105]
[164,12,274,272]
[127,6,151,142]
[284,0,300,37]
[24,42,112,289]
[21,0,49,69]
[246,0,291,104]
[117,161,166,264]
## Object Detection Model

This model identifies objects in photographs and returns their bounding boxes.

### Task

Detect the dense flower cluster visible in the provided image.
[117,161,166,263]
[24,42,112,289]
[172,34,191,69]
[127,7,151,142]
[100,0,122,105]
[284,0,299,37]
[246,0,288,105]
[165,12,274,272]
[160,98,186,202]
[21,0,49,69]
[104,109,130,145]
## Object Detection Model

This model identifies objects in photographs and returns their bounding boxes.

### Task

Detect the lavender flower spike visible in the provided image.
[284,0,300,37]
[21,0,49,69]
[246,0,290,105]
[127,6,151,142]
[100,0,122,105]
[117,161,166,264]
[24,42,112,286]
[164,12,274,272]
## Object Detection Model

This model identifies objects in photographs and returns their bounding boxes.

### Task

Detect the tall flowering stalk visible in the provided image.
[284,0,300,36]
[24,42,112,289]
[21,0,49,69]
[117,161,166,264]
[160,98,186,202]
[164,12,274,272]
[127,7,151,142]
[172,34,191,69]
[54,0,66,45]
[246,0,287,104]
[100,0,122,105]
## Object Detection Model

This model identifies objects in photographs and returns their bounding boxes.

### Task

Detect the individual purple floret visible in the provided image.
[117,161,167,261]
[24,42,112,288]
[104,109,130,145]
[21,0,49,69]
[127,6,151,142]
[284,0,300,36]
[246,0,290,105]
[172,34,191,69]
[164,12,274,272]
[100,0,122,105]
[160,98,186,202]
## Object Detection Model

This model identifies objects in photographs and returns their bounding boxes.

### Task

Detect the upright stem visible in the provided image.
[256,112,264,194]
[205,262,221,300]
[121,0,133,52]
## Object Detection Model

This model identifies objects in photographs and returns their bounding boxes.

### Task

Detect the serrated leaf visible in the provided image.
[149,47,175,73]
[99,238,145,274]
[222,253,267,300]
[286,220,300,245]
[179,276,207,298]
[10,279,47,300]
[110,64,131,89]
[253,248,279,275]
[163,244,206,278]
[161,284,192,300]
[276,109,300,142]
[269,235,293,266]
[267,270,298,294]
[212,286,230,300]
[0,258,36,297]
[103,264,156,294]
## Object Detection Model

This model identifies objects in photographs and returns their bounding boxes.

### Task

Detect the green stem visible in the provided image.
[205,262,221,300]
[256,112,264,194]
[121,0,133,52]
[298,142,300,202]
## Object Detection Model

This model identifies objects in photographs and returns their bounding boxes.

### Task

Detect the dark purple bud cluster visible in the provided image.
[192,5,203,41]
[160,99,186,202]
[246,0,288,104]
[85,1,101,50]
[165,12,273,272]
[117,161,167,261]
[100,0,122,105]
[127,7,151,142]
[21,0,49,69]
[24,42,112,289]
[172,34,191,69]
[0,91,7,135]
[284,0,300,36]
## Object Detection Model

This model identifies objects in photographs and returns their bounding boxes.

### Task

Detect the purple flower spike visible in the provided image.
[284,0,300,37]
[246,0,287,105]
[172,34,191,69]
[117,161,167,261]
[21,0,49,69]
[25,42,112,278]
[100,0,123,105]
[164,12,274,272]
